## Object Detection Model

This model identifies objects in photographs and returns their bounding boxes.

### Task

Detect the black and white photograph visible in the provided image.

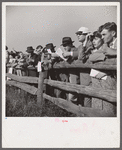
[2,2,120,148]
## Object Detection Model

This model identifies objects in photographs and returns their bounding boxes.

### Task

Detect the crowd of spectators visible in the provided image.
[6,22,117,116]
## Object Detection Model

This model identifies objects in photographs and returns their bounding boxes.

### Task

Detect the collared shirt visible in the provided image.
[109,38,117,49]
[83,40,86,47]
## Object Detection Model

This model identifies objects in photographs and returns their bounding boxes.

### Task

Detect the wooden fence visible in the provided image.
[6,60,117,117]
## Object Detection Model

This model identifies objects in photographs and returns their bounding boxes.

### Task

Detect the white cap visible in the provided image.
[75,27,90,34]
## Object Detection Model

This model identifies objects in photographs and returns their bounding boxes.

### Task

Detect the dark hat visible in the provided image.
[61,37,74,46]
[26,46,35,53]
[36,45,43,49]
[9,51,14,55]
[45,43,56,50]
[9,51,16,58]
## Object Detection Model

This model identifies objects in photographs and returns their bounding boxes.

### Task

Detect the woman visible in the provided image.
[89,31,116,116]
[6,54,17,80]
[15,52,27,76]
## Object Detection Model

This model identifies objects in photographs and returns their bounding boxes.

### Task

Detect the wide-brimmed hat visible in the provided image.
[45,43,56,50]
[26,46,35,53]
[60,37,74,46]
[75,27,90,35]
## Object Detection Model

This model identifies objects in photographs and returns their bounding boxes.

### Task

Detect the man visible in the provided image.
[45,43,56,53]
[44,43,57,69]
[44,43,57,97]
[63,27,94,107]
[99,22,117,56]
[34,45,43,55]
[26,46,38,77]
[59,37,79,102]
[34,45,43,65]
[97,22,117,115]
[99,22,117,81]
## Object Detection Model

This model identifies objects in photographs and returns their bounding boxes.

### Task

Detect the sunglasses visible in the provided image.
[77,32,87,36]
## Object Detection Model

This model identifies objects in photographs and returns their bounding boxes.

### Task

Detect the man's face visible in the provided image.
[37,47,43,53]
[9,55,13,59]
[101,29,115,44]
[76,32,87,43]
[15,56,18,59]
[19,52,23,57]
[28,53,31,57]
[63,45,71,52]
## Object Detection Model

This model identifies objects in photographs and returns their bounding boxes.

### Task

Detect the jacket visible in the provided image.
[72,40,94,63]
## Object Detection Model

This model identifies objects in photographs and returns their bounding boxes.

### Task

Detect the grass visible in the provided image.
[6,85,77,117]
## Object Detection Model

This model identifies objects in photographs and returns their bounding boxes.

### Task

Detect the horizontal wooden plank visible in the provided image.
[44,79,116,103]
[6,73,38,83]
[43,93,116,117]
[6,80,38,95]
[53,60,116,70]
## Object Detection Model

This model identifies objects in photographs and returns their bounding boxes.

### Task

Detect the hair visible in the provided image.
[99,22,117,37]
[18,51,23,54]
[97,25,104,32]
[36,45,43,49]
[93,31,102,39]
[42,47,47,53]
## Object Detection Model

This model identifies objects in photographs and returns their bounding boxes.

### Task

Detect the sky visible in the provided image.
[6,5,117,53]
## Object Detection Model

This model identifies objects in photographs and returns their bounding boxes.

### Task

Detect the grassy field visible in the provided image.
[6,85,77,117]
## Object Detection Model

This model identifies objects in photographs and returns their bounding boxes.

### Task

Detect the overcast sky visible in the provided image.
[6,5,117,53]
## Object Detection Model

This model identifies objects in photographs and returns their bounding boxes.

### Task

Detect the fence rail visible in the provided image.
[6,80,38,95]
[43,93,116,117]
[6,73,38,84]
[44,79,116,103]
[53,59,116,70]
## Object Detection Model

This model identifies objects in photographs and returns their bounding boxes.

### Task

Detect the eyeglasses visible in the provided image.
[76,32,87,36]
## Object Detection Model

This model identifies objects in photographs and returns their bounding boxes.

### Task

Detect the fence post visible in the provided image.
[37,71,44,108]
[37,53,45,115]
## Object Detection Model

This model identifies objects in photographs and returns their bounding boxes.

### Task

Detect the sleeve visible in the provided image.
[21,58,28,68]
[26,57,30,65]
[33,54,38,66]
[89,52,106,62]
[72,50,79,59]
[72,41,94,63]
[72,45,84,60]
[71,47,79,60]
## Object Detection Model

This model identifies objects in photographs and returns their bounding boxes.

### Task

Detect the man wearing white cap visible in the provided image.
[73,27,93,61]
[63,26,94,107]
[63,26,93,63]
